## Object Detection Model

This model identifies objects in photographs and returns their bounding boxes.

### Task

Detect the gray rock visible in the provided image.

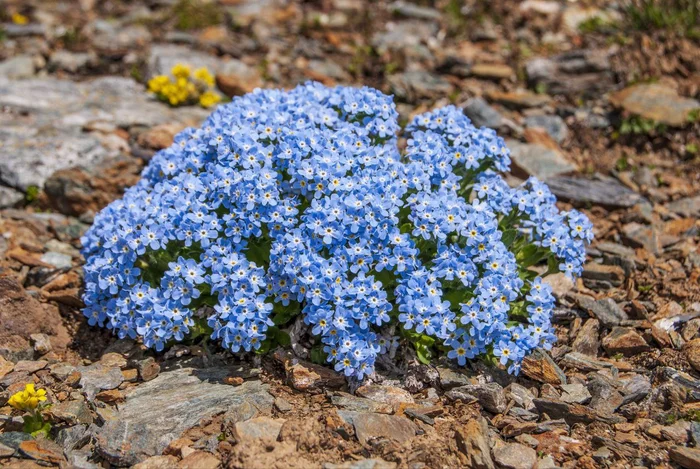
[448,383,507,414]
[147,44,223,79]
[388,71,452,102]
[524,114,569,143]
[545,175,645,209]
[389,1,442,20]
[0,55,36,79]
[56,424,89,452]
[507,383,536,411]
[0,186,23,209]
[93,367,273,466]
[324,459,397,469]
[560,383,591,404]
[372,21,437,56]
[621,374,651,404]
[342,411,417,445]
[669,446,700,469]
[40,251,73,269]
[77,363,125,400]
[561,352,618,374]
[0,432,32,454]
[609,83,700,128]
[667,196,700,218]
[0,132,112,192]
[508,141,577,180]
[49,50,92,73]
[51,399,94,425]
[463,97,504,129]
[574,295,628,327]
[454,417,495,469]
[492,442,537,469]
[93,24,152,58]
[525,49,614,97]
[330,392,393,414]
[571,319,600,356]
[2,23,46,38]
[436,366,471,390]
[233,416,285,442]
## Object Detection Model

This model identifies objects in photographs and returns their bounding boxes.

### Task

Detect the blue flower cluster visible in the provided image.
[81,82,593,379]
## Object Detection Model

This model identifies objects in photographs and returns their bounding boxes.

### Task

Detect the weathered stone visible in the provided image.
[684,339,700,373]
[621,222,660,254]
[56,424,89,453]
[526,49,613,97]
[233,416,285,442]
[507,141,577,180]
[602,327,650,356]
[50,399,93,425]
[587,375,623,414]
[471,63,514,80]
[487,90,551,109]
[29,333,52,355]
[448,383,507,414]
[609,84,700,127]
[560,383,591,404]
[0,276,71,358]
[524,114,569,144]
[582,263,625,287]
[330,392,393,414]
[462,97,504,130]
[19,439,66,465]
[94,367,273,466]
[282,358,345,393]
[0,443,14,458]
[507,383,536,411]
[356,384,414,407]
[670,445,700,469]
[454,417,495,469]
[546,175,645,209]
[0,433,31,456]
[0,55,36,79]
[388,71,452,102]
[324,460,397,469]
[667,196,700,218]
[178,451,221,469]
[93,24,152,58]
[40,251,72,269]
[133,455,179,469]
[49,50,92,73]
[575,295,628,327]
[521,348,566,385]
[389,1,441,20]
[0,186,24,208]
[0,355,14,379]
[532,398,623,425]
[350,412,416,445]
[572,319,600,356]
[147,44,223,80]
[492,442,537,469]
[137,357,161,382]
[215,59,262,97]
[13,359,47,373]
[77,363,124,400]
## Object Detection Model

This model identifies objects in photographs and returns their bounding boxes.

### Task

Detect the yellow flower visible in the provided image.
[12,13,29,25]
[171,64,191,79]
[147,75,171,93]
[193,67,215,87]
[199,91,221,108]
[8,384,47,411]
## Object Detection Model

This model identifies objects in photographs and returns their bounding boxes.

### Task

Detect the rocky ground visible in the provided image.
[1,0,699,468]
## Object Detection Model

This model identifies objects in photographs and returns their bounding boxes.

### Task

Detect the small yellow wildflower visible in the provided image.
[12,13,29,25]
[199,91,221,108]
[147,75,170,93]
[171,64,191,79]
[193,67,215,87]
[8,383,47,411]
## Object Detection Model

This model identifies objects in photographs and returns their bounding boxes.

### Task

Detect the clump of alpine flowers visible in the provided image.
[81,82,592,380]
[147,63,221,108]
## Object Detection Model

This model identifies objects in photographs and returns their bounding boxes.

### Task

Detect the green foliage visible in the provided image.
[615,156,631,172]
[172,0,224,30]
[624,0,700,37]
[619,115,666,135]
[25,185,40,203]
[578,16,619,34]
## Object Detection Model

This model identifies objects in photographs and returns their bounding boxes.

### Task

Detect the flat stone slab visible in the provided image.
[609,83,699,127]
[507,141,577,180]
[93,367,273,467]
[545,175,645,209]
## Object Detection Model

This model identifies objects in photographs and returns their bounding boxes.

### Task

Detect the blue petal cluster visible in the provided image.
[82,82,593,379]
